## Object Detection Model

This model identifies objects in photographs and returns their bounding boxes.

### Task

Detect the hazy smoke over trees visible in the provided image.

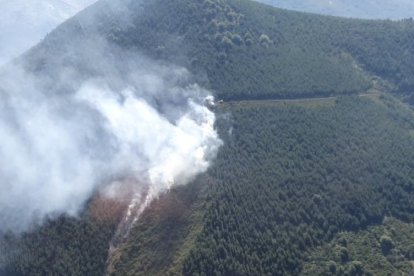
[0,34,222,233]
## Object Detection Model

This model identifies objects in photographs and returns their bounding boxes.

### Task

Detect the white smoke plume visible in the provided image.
[0,48,222,233]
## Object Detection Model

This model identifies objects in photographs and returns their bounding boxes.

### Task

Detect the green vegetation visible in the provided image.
[9,0,414,275]
[0,197,122,276]
[181,95,414,275]
[302,217,414,275]
[103,95,414,275]
[26,0,414,101]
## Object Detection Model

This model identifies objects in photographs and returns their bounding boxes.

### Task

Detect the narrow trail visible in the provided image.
[219,92,377,106]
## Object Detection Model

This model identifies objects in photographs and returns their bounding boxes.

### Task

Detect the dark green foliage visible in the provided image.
[303,217,414,275]
[380,235,393,254]
[8,0,414,275]
[182,96,414,275]
[327,261,337,274]
[226,0,414,99]
[24,0,414,102]
[346,261,364,276]
[1,211,118,276]
[338,247,350,264]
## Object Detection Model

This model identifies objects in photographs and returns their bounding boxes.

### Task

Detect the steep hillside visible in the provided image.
[303,217,414,275]
[21,0,414,101]
[5,94,414,275]
[1,195,126,276]
[3,0,414,275]
[186,95,414,275]
[111,94,414,275]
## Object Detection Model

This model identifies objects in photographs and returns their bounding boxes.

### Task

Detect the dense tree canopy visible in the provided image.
[4,0,414,275]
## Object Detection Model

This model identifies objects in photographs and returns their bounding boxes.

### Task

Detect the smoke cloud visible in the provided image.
[0,45,222,233]
[0,0,98,66]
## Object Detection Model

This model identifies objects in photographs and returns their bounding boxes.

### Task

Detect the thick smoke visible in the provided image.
[0,47,222,233]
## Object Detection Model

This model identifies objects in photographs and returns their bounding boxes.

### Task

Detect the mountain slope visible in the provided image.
[182,95,414,275]
[303,217,414,274]
[6,94,414,275]
[108,94,414,275]
[21,0,414,101]
[3,0,414,275]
